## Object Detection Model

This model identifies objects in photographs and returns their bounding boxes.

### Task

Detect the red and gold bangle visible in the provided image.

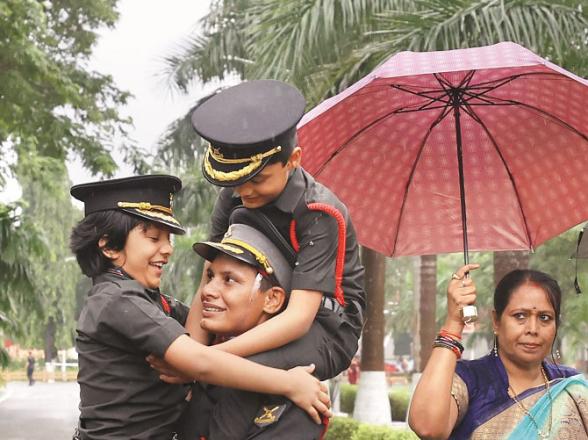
[439,328,462,340]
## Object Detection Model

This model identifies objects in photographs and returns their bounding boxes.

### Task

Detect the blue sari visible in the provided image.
[450,354,587,439]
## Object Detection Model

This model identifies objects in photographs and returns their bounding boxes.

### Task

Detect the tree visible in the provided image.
[0,0,133,358]
[165,0,588,423]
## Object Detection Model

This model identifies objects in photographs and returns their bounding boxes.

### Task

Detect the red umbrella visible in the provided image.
[298,42,588,262]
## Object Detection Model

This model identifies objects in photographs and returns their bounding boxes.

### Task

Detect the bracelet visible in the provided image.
[439,328,462,340]
[433,332,464,359]
[433,340,462,359]
[436,335,464,352]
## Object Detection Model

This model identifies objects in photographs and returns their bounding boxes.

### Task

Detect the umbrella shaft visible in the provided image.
[453,103,469,265]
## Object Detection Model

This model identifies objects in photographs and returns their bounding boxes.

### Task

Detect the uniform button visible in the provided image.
[309,241,314,246]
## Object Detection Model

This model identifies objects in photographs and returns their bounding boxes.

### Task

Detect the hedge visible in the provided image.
[324,417,417,440]
[338,384,410,421]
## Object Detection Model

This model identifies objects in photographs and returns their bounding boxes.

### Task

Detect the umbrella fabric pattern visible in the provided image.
[298,42,588,258]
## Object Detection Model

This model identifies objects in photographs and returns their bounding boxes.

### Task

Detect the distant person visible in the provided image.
[26,351,35,386]
[347,357,360,385]
[409,265,588,439]
[69,175,330,440]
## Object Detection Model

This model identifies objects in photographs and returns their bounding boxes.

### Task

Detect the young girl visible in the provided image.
[70,174,330,440]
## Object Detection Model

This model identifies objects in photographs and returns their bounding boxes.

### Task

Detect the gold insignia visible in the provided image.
[204,143,283,182]
[169,193,174,210]
[222,238,274,274]
[224,225,233,238]
[254,406,280,426]
[117,201,173,215]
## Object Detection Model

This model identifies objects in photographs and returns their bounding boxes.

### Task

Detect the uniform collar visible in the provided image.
[270,167,306,213]
[93,268,160,296]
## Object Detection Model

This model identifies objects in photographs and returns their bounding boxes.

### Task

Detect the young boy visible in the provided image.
[174,221,326,439]
[187,80,366,425]
[70,175,330,440]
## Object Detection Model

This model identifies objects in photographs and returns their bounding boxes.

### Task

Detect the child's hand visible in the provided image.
[146,354,193,384]
[285,364,332,424]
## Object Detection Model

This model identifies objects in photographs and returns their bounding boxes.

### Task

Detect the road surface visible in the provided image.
[0,381,79,440]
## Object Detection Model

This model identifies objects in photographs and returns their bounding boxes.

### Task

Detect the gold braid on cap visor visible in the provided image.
[117,201,180,225]
[222,238,274,274]
[204,144,282,182]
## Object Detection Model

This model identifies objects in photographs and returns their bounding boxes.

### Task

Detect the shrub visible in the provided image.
[324,417,360,440]
[336,383,411,421]
[389,387,411,421]
[339,383,357,414]
[352,425,418,440]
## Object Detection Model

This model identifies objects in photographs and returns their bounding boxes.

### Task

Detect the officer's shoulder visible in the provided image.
[92,278,146,297]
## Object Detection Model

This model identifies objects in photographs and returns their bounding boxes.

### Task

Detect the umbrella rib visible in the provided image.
[460,103,534,249]
[314,102,450,176]
[391,106,453,256]
[389,84,450,107]
[487,97,588,143]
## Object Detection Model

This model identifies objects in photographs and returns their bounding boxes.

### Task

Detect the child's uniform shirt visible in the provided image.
[210,167,365,339]
[199,167,366,440]
[76,270,189,440]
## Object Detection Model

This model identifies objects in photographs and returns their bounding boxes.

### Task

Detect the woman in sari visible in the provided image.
[409,265,587,439]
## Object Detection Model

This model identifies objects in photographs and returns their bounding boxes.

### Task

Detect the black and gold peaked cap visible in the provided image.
[70,175,185,235]
[193,223,292,292]
[191,80,306,187]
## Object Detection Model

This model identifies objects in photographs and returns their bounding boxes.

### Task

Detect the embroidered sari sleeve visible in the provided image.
[451,373,469,425]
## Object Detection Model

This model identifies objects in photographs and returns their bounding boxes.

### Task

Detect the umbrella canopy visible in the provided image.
[298,42,588,257]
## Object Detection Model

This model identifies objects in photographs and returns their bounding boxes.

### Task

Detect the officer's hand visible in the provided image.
[146,354,193,384]
[285,364,332,424]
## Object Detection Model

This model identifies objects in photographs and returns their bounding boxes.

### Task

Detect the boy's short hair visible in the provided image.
[191,80,305,187]
[70,210,145,278]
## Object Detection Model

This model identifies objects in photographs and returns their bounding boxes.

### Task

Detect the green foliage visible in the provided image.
[324,417,417,440]
[389,387,411,421]
[0,0,132,182]
[324,417,360,440]
[352,424,417,440]
[170,0,588,109]
[339,383,357,414]
[338,384,411,421]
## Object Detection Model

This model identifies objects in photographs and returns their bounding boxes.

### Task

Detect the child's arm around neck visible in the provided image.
[214,289,322,357]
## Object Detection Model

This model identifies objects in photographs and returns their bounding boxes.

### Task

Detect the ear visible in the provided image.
[262,287,287,315]
[98,236,119,260]
[287,147,302,169]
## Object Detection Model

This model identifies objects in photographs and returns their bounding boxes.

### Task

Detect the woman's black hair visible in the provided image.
[494,269,562,328]
[70,210,145,277]
[494,269,563,367]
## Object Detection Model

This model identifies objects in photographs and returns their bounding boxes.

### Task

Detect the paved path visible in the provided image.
[0,381,79,440]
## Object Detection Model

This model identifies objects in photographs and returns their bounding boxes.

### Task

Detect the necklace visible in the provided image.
[508,368,553,439]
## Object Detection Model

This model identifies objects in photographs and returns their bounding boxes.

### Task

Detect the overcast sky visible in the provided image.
[2,0,217,201]
[72,0,215,183]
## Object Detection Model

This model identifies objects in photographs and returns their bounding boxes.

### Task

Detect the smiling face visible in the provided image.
[233,148,301,208]
[493,282,557,370]
[200,254,272,336]
[105,223,172,289]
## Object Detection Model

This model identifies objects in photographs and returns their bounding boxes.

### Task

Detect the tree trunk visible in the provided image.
[493,251,530,285]
[44,316,57,363]
[353,247,391,425]
[413,255,437,372]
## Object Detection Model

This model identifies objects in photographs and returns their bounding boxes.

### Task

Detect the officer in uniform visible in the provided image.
[71,175,190,439]
[188,80,366,439]
[179,219,326,440]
